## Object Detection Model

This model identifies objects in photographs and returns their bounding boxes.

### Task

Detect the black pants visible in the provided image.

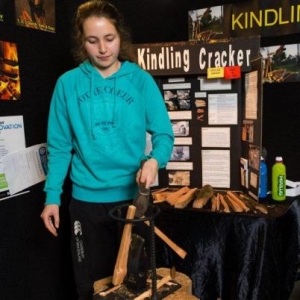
[69,198,130,300]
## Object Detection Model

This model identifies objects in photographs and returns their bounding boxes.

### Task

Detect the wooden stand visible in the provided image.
[93,268,199,299]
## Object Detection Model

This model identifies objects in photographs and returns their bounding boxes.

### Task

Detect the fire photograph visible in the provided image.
[0,40,21,101]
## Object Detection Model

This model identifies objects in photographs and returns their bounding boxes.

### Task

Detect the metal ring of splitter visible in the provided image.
[108,203,160,223]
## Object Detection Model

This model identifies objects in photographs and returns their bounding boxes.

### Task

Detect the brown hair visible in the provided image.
[72,0,135,63]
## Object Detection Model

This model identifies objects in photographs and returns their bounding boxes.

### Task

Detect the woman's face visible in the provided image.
[83,16,121,77]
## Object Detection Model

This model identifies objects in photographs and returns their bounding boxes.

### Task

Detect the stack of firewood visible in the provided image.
[152,185,268,215]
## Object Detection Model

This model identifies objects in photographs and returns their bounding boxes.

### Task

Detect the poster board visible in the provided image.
[131,37,262,198]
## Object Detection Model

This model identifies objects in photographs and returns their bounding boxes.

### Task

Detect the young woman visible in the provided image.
[40,1,174,299]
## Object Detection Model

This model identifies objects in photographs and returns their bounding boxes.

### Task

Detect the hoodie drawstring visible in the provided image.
[90,72,96,140]
[112,77,116,128]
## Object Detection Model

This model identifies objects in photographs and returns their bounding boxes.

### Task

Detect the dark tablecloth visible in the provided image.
[154,198,300,300]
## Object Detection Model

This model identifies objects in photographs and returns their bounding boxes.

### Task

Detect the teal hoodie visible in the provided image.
[44,60,174,205]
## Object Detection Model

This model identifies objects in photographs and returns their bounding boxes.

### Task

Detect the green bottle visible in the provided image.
[271,156,286,201]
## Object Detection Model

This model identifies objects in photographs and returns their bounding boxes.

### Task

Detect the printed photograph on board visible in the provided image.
[249,145,260,171]
[15,0,55,33]
[260,44,300,83]
[242,120,254,143]
[172,121,189,137]
[170,146,190,161]
[0,41,21,100]
[164,89,191,111]
[168,171,190,186]
[188,6,224,42]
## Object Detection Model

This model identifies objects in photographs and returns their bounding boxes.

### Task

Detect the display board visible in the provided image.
[131,37,263,198]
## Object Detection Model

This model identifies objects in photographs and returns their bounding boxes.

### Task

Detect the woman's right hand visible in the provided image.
[40,204,60,237]
[136,158,159,188]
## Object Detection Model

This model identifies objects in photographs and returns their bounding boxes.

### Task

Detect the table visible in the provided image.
[154,197,300,300]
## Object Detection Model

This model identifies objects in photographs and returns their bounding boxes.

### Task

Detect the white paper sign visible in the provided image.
[0,115,26,197]
[208,93,238,125]
[201,127,230,148]
[3,143,48,195]
[202,149,230,188]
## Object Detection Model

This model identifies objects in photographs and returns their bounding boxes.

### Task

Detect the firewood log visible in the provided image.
[174,188,198,208]
[192,184,214,209]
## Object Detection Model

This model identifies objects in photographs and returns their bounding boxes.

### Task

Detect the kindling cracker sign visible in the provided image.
[131,37,260,76]
[224,0,300,37]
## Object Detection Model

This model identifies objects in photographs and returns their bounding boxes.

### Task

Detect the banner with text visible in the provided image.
[224,0,300,38]
[131,37,260,77]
